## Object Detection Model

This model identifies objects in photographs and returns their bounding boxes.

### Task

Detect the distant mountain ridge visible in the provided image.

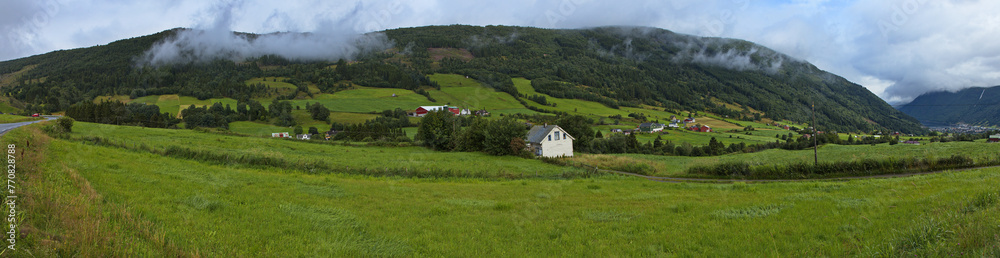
[0,25,926,133]
[897,86,1000,126]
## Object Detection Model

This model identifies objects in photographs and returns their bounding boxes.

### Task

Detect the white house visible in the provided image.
[639,123,665,133]
[526,125,575,158]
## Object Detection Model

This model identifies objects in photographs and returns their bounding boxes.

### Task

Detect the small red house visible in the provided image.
[688,125,712,133]
[989,134,1000,143]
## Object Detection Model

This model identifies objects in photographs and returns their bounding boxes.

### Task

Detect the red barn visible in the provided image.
[688,125,712,132]
[414,106,460,117]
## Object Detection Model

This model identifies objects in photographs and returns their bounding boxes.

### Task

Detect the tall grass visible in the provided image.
[546,156,657,175]
[687,155,991,179]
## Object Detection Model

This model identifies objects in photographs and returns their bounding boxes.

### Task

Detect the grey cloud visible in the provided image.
[140,29,393,65]
[0,0,60,61]
[6,0,1000,103]
[139,0,394,65]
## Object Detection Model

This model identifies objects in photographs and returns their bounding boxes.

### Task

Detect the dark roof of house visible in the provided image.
[526,125,575,143]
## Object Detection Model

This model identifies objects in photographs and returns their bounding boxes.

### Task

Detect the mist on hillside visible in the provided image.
[139,29,393,66]
[591,27,790,74]
[138,1,394,66]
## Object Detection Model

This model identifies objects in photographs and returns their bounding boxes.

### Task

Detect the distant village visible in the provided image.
[609,115,711,135]
[928,123,996,134]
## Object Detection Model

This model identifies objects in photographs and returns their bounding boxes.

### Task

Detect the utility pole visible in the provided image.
[812,102,818,166]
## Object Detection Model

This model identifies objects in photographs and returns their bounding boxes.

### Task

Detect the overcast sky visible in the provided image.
[2,0,999,104]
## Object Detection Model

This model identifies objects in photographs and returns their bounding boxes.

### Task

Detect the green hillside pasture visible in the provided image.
[489,108,542,116]
[0,101,20,114]
[129,94,238,117]
[290,87,431,113]
[327,112,380,125]
[229,122,296,137]
[574,141,1000,176]
[246,77,298,97]
[427,74,525,111]
[11,125,1000,256]
[69,122,579,178]
[291,109,331,130]
[513,78,689,125]
[93,95,131,103]
[246,77,296,89]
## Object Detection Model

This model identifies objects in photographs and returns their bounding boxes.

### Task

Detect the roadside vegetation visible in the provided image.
[0,113,43,123]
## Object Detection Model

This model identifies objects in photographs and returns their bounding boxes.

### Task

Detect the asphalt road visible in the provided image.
[0,116,59,136]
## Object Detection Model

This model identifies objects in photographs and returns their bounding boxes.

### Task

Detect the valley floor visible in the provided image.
[4,123,999,256]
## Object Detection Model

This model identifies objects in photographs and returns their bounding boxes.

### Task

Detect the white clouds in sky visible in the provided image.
[2,0,999,103]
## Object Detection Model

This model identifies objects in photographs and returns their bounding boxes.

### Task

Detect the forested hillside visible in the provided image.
[897,86,1000,126]
[0,25,925,133]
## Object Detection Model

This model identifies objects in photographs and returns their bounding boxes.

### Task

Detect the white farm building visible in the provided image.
[526,125,575,158]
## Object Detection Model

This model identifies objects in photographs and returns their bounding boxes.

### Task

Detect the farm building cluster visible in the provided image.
[268,104,575,158]
[610,116,710,135]
[407,105,490,117]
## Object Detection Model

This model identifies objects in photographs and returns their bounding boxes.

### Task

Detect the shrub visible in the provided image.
[56,117,74,133]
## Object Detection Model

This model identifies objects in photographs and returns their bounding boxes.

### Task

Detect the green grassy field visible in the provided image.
[573,141,1000,176]
[6,124,999,256]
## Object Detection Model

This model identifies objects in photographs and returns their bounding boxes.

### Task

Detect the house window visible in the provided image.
[564,133,568,140]
[554,131,560,140]
[548,135,551,141]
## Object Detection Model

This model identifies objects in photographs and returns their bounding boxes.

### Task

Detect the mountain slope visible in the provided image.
[0,25,925,133]
[383,25,924,133]
[897,86,1000,126]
